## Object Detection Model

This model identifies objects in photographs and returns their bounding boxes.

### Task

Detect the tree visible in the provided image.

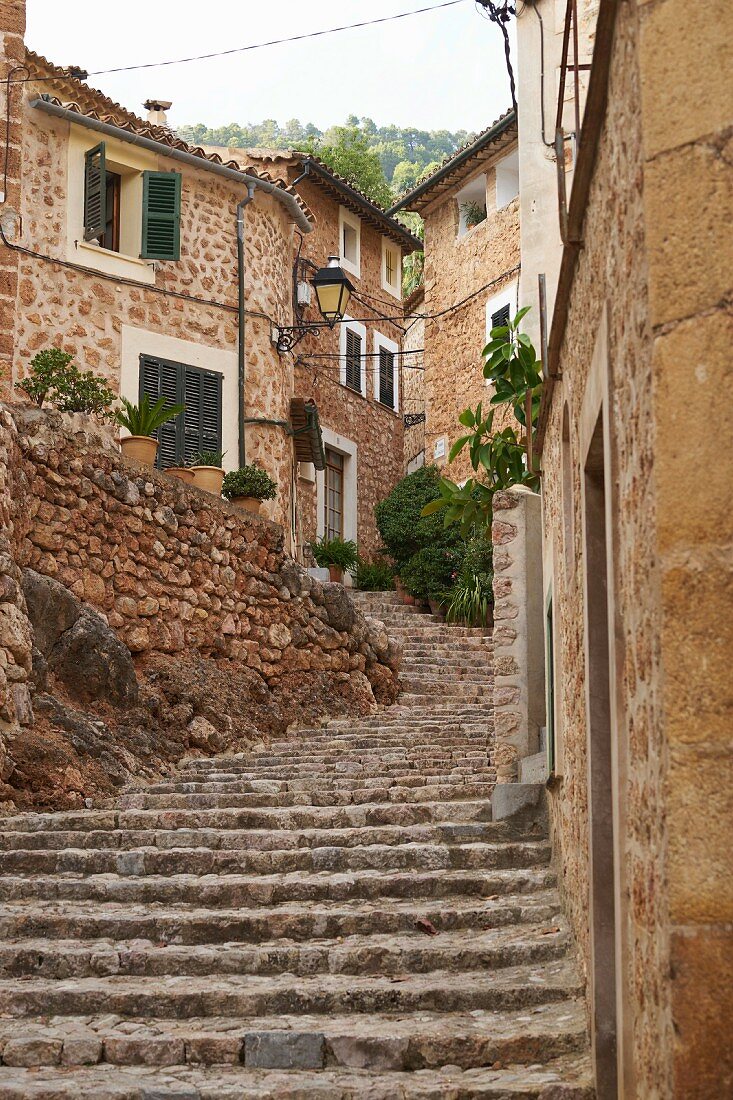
[304,126,393,208]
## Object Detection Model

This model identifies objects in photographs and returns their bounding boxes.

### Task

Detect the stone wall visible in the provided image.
[402,288,425,472]
[0,0,26,391]
[0,403,399,808]
[421,158,520,478]
[491,489,545,783]
[538,0,733,1092]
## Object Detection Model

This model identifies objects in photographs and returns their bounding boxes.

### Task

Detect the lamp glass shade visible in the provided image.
[312,257,354,326]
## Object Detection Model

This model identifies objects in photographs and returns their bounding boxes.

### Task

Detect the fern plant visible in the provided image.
[310,537,358,572]
[114,394,184,437]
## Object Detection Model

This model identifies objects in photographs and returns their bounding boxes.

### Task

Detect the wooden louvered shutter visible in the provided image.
[182,367,222,464]
[378,347,395,409]
[139,354,182,468]
[344,329,362,392]
[141,171,182,260]
[84,142,106,241]
[491,303,511,332]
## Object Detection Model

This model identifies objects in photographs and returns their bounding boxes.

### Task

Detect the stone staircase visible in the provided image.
[0,590,593,1099]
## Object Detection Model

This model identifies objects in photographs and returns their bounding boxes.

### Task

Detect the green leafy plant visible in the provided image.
[446,538,493,626]
[310,537,359,572]
[400,545,463,601]
[222,464,277,501]
[354,557,395,591]
[461,200,487,228]
[190,449,226,467]
[114,394,185,437]
[16,348,116,418]
[422,307,542,534]
[376,466,462,570]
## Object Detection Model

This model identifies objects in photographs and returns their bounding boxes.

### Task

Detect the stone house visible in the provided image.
[0,33,419,565]
[206,147,423,564]
[388,112,520,482]
[490,0,733,1094]
[402,284,426,474]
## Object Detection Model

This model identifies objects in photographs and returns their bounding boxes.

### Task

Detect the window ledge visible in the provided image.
[75,240,156,284]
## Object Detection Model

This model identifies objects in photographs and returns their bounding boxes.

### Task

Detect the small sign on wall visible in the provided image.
[433,436,446,461]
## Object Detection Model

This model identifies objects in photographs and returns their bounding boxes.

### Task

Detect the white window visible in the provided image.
[315,428,358,583]
[339,317,367,395]
[338,207,361,277]
[495,149,519,209]
[455,173,487,237]
[381,238,402,297]
[373,332,400,412]
[485,280,519,384]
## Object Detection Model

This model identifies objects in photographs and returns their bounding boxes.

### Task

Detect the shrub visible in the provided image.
[114,394,185,437]
[190,449,226,467]
[375,466,460,570]
[16,348,116,418]
[222,464,277,501]
[310,537,358,572]
[354,557,395,591]
[400,545,464,601]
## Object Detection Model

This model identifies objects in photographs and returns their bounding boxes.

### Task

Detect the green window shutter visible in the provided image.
[139,354,222,467]
[378,347,395,409]
[83,142,106,241]
[183,367,222,464]
[139,354,183,468]
[141,171,182,260]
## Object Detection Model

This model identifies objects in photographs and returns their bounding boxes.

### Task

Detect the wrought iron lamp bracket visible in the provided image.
[274,322,324,355]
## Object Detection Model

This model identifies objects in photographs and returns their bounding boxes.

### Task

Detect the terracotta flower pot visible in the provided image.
[231,495,262,515]
[328,564,344,583]
[166,467,194,484]
[403,593,415,605]
[190,466,225,495]
[119,435,158,465]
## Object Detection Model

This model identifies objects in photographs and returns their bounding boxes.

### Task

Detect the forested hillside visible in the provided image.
[178,115,471,196]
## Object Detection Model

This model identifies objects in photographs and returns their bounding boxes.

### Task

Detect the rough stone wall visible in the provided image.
[491,489,545,783]
[422,158,520,478]
[289,177,405,560]
[539,0,733,1092]
[402,289,425,472]
[9,79,296,531]
[9,403,397,703]
[0,0,26,394]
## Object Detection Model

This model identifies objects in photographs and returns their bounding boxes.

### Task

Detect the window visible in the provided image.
[339,318,366,394]
[373,332,400,412]
[495,149,519,210]
[490,303,511,331]
[485,282,518,345]
[382,238,401,297]
[324,447,344,540]
[338,207,361,277]
[455,173,487,237]
[139,354,222,469]
[83,140,182,261]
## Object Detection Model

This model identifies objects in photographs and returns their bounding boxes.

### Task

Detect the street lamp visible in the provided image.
[311,255,354,327]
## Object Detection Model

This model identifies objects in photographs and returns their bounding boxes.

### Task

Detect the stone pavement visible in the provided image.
[0,591,593,1098]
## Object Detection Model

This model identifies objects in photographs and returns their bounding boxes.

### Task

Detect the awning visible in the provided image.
[290,398,325,471]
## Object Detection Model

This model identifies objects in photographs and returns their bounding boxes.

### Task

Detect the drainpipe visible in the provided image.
[237,184,256,468]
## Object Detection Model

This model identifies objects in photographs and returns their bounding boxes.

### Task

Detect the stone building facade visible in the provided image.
[402,286,426,474]
[389,114,520,482]
[507,0,733,1094]
[204,147,422,565]
[0,8,417,567]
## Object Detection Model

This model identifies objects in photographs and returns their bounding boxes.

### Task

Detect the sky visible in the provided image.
[25,0,516,135]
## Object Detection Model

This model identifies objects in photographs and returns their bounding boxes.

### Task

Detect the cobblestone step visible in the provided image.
[114,782,495,811]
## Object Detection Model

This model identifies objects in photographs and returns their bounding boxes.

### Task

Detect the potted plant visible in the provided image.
[115,394,184,465]
[189,449,226,495]
[310,536,358,584]
[222,463,277,515]
[166,465,195,484]
[461,199,487,229]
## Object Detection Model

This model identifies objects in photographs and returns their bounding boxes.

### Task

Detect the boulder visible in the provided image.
[21,570,81,656]
[322,583,355,633]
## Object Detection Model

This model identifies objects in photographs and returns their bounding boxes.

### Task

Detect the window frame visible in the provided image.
[373,331,400,413]
[495,149,520,210]
[484,280,519,383]
[323,446,345,541]
[138,353,223,469]
[338,206,361,278]
[381,238,402,298]
[339,317,367,395]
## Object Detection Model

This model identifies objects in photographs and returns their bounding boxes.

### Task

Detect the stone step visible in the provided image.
[145,771,495,794]
[0,839,550,878]
[0,921,567,981]
[0,1053,595,1097]
[114,783,495,811]
[0,866,557,907]
[0,1000,587,1070]
[0,958,581,1019]
[1,800,495,834]
[0,821,523,853]
[0,891,563,944]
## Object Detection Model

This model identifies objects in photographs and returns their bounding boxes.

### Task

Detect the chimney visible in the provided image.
[143,99,173,127]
